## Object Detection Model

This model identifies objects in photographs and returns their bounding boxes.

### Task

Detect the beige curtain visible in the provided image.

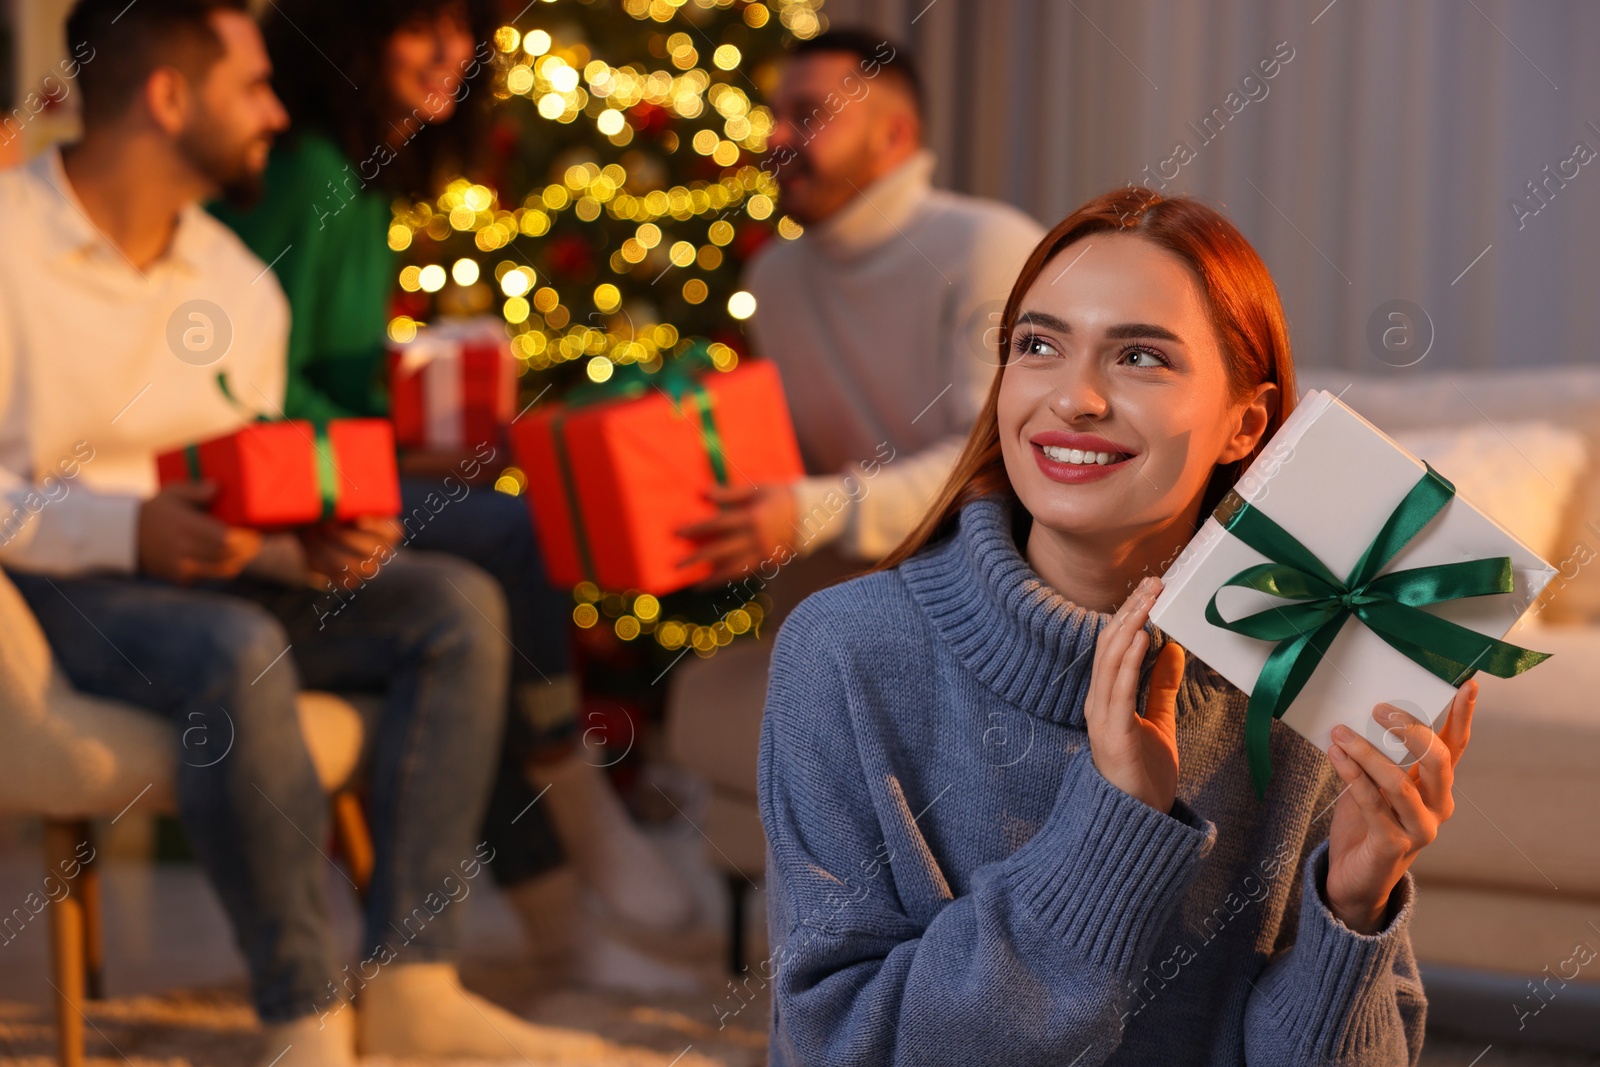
[820,0,1600,371]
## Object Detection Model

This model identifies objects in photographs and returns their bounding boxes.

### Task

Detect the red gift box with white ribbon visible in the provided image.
[389,318,518,451]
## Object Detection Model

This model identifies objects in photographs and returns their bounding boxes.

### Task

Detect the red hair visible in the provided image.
[874,186,1297,572]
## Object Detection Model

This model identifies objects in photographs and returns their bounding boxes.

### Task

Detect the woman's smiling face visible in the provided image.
[997,233,1271,543]
[384,6,475,122]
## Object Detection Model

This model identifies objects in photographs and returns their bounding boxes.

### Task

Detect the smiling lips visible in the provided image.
[1029,431,1136,483]
[1039,444,1124,466]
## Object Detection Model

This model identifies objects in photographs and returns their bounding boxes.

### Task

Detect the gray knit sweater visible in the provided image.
[758,494,1426,1065]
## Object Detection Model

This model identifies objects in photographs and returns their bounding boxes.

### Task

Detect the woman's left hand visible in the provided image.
[1323,679,1477,934]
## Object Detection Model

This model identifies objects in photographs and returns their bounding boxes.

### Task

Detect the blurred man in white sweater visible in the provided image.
[0,2,604,1062]
[679,29,1043,595]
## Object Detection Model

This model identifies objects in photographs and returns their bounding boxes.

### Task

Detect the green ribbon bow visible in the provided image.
[1204,463,1551,798]
[548,341,731,584]
[186,373,341,522]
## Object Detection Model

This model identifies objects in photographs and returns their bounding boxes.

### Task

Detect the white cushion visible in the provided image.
[0,566,368,819]
[0,567,178,818]
[1300,366,1600,621]
[1389,421,1588,562]
[298,691,376,793]
[1410,622,1600,895]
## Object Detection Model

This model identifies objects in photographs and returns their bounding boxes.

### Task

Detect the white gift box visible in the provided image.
[1150,389,1556,772]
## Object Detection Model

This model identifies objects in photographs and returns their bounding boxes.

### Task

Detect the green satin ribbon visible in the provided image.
[561,341,730,484]
[547,341,731,584]
[215,373,261,418]
[1204,463,1551,798]
[312,424,340,521]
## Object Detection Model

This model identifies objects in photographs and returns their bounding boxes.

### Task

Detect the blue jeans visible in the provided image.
[10,551,507,1024]
[397,477,571,886]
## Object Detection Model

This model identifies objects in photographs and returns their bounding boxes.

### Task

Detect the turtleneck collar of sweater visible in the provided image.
[900,493,1193,730]
[805,147,937,262]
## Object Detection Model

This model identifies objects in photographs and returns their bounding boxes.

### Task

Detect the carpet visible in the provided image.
[4,979,1597,1066]
[0,962,772,1066]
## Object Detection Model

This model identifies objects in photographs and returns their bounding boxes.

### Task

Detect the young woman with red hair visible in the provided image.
[758,187,1469,1065]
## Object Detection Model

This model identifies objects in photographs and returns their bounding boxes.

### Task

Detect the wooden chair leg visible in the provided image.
[726,872,746,976]
[78,823,104,1001]
[43,821,87,1067]
[331,791,374,901]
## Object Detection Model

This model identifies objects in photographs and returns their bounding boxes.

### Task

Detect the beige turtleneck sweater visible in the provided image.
[744,148,1044,560]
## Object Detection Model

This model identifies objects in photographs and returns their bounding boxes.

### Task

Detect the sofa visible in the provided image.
[1299,364,1600,1049]
[668,362,1600,1051]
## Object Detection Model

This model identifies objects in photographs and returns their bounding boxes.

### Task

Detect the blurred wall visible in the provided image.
[2,0,75,166]
[825,0,1600,373]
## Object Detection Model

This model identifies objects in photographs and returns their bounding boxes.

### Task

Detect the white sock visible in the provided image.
[357,961,609,1061]
[530,752,697,933]
[505,866,703,997]
[573,921,704,997]
[257,1003,355,1067]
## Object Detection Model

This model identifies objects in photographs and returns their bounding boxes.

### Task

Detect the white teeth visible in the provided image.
[1041,444,1124,466]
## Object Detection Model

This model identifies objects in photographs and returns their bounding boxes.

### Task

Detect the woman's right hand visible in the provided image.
[1084,576,1187,814]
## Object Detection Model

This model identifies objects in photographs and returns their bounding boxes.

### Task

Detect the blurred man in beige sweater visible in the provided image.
[680,28,1043,604]
[666,36,1043,914]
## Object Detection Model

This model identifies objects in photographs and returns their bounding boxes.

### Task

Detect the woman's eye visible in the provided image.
[1015,335,1058,358]
[1121,346,1167,367]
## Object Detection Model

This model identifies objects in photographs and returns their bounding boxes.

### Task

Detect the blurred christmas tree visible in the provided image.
[383,0,826,672]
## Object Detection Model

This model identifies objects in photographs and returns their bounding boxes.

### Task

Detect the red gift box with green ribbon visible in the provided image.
[511,345,804,594]
[155,377,401,528]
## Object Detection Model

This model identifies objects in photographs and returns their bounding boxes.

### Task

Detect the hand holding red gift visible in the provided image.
[303,516,403,592]
[676,482,799,586]
[137,480,263,584]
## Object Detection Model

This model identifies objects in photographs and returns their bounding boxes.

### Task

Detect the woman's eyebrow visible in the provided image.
[1016,310,1073,333]
[1016,310,1182,343]
[1106,322,1182,342]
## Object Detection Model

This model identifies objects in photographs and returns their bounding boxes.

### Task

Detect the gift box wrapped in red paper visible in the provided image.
[389,318,518,451]
[156,418,402,528]
[511,350,804,594]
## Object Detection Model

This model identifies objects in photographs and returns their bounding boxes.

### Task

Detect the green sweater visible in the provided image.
[211,132,395,422]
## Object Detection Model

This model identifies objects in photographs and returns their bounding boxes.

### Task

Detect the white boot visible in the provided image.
[529,750,697,934]
[507,865,703,997]
[256,1002,355,1067]
[357,960,608,1062]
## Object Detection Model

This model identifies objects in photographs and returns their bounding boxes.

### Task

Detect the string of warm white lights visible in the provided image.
[386,0,822,659]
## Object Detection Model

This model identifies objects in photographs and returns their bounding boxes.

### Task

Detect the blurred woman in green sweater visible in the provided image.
[213,0,697,998]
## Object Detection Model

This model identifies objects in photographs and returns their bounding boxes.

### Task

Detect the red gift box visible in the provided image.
[389,319,517,451]
[156,419,402,528]
[511,358,805,594]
